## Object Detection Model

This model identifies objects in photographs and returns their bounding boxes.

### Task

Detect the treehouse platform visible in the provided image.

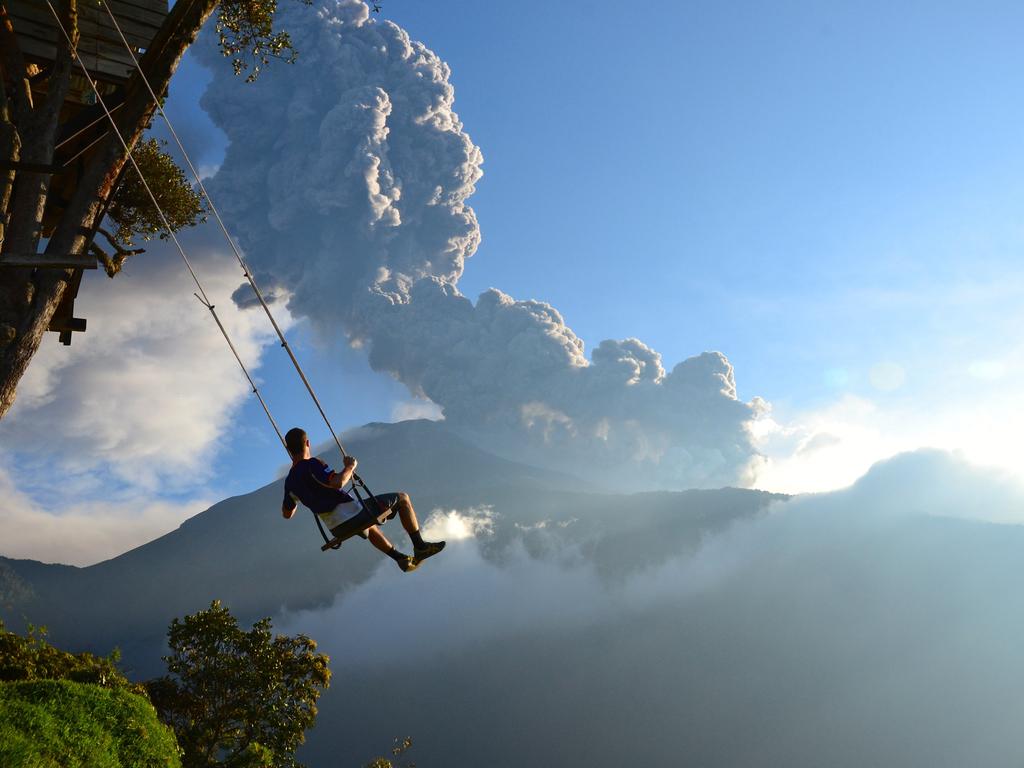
[4,0,168,343]
[8,0,168,95]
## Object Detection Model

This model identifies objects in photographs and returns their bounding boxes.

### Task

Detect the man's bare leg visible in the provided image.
[393,492,445,563]
[366,524,417,572]
[394,492,420,536]
[366,525,393,554]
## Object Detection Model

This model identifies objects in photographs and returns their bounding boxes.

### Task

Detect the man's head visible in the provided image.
[285,427,309,459]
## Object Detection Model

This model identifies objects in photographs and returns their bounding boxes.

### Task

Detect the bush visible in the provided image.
[0,679,181,768]
[0,621,134,692]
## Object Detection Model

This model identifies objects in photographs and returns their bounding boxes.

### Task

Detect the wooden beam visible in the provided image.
[0,159,64,174]
[50,270,87,345]
[49,316,86,333]
[0,253,97,268]
[55,94,125,150]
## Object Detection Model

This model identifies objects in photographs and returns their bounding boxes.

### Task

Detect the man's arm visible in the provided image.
[327,456,358,489]
[282,486,298,519]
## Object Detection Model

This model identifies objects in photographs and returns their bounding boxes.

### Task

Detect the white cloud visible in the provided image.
[2,231,284,490]
[421,506,495,541]
[278,518,609,665]
[753,389,1024,496]
[281,450,1024,767]
[0,463,207,566]
[279,450,1024,676]
[752,395,901,494]
[0,228,286,564]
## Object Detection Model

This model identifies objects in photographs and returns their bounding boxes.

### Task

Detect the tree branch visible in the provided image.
[91,229,144,277]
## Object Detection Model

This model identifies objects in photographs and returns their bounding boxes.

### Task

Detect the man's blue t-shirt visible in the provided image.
[283,458,353,515]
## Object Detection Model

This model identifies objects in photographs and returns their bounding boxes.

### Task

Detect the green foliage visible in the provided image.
[0,679,181,768]
[105,137,205,250]
[363,737,416,768]
[0,620,136,693]
[145,600,331,768]
[216,0,312,82]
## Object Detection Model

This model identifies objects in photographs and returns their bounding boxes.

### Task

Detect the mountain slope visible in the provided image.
[0,419,779,674]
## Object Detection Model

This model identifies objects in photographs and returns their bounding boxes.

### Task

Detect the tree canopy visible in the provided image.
[145,600,331,768]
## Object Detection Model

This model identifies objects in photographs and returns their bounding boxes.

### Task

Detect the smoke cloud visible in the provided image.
[196,0,763,489]
[277,450,1024,767]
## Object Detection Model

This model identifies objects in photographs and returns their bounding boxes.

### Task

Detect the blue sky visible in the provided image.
[4,0,1024,563]
[212,0,1024,482]
[395,0,1024,412]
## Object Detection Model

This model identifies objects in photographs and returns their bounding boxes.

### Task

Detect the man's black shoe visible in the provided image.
[413,540,446,564]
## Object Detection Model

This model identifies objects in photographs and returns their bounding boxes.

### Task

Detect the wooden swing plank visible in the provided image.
[0,253,97,269]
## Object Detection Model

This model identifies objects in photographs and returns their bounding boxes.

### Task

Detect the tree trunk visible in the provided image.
[0,0,219,419]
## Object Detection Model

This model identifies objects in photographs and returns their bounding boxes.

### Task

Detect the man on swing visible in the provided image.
[281,427,445,572]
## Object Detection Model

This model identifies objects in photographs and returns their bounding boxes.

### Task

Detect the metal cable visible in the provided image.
[97,0,350,460]
[44,0,287,454]
[46,2,376,554]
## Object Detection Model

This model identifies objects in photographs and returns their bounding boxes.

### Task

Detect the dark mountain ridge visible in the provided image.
[0,419,781,674]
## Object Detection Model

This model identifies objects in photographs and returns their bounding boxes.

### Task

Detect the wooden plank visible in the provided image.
[13,15,147,59]
[108,0,168,27]
[0,159,64,174]
[18,40,138,74]
[18,34,135,81]
[0,253,97,269]
[14,19,139,60]
[11,0,166,31]
[120,0,168,16]
[102,0,169,28]
[11,2,157,47]
[48,267,86,344]
[50,317,87,333]
[10,0,167,84]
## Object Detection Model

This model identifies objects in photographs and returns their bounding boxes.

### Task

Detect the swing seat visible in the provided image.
[319,498,397,552]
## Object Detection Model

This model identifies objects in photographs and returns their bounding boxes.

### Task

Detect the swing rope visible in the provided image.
[94,0,352,463]
[44,0,375,549]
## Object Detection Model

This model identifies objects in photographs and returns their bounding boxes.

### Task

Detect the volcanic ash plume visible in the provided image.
[198,0,763,489]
